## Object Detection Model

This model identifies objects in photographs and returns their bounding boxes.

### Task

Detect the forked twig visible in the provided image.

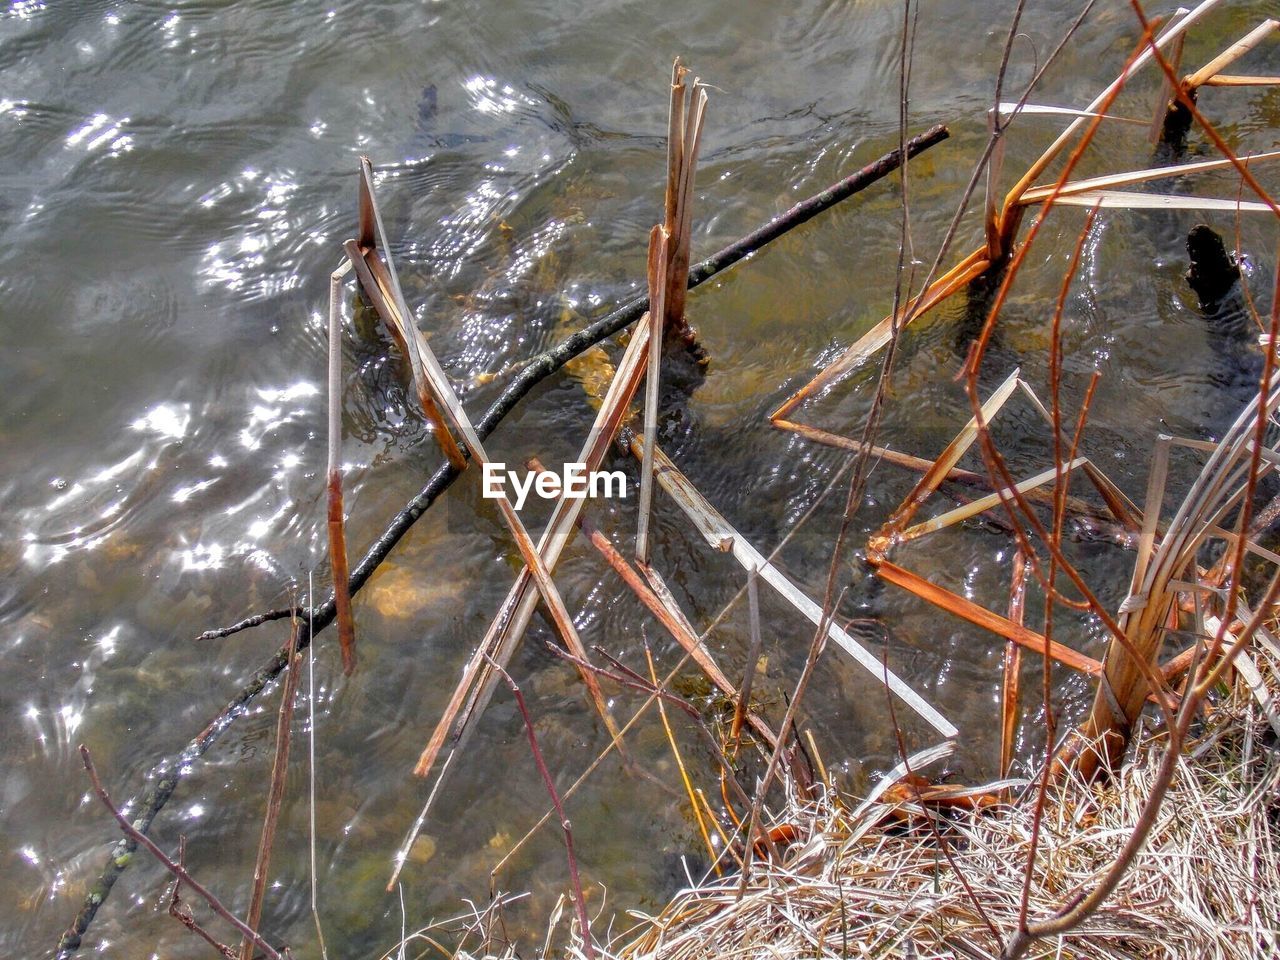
[169,836,237,960]
[78,746,286,960]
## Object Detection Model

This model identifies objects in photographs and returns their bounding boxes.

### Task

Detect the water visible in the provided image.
[2,1,1277,956]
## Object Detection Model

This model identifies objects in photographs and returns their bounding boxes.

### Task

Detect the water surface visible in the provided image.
[2,1,1277,956]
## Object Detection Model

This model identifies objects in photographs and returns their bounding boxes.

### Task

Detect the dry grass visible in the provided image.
[398,643,1280,960]
[606,649,1280,960]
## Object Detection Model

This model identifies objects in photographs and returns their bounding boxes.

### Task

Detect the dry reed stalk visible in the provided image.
[1000,550,1027,780]
[352,161,466,470]
[350,164,629,788]
[527,451,780,747]
[1015,149,1280,204]
[400,300,662,892]
[1183,18,1278,90]
[896,457,1089,542]
[1202,73,1280,86]
[240,618,303,960]
[769,247,991,422]
[639,65,708,562]
[350,176,624,732]
[663,70,708,339]
[574,510,779,749]
[1010,408,1280,957]
[871,367,1020,549]
[866,365,1136,576]
[377,894,529,960]
[409,321,653,781]
[771,0,1096,438]
[326,259,357,674]
[636,224,670,565]
[391,329,656,895]
[1027,190,1272,211]
[409,63,715,827]
[999,102,1146,123]
[874,558,1107,679]
[663,60,685,243]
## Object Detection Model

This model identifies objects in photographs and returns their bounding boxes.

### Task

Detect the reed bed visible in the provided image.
[56,2,1280,956]
[611,645,1280,960]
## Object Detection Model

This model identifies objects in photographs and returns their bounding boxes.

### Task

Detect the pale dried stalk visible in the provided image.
[1184,18,1278,90]
[240,619,303,960]
[636,225,669,565]
[1015,149,1280,205]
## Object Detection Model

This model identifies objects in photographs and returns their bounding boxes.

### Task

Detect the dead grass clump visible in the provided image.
[616,648,1280,960]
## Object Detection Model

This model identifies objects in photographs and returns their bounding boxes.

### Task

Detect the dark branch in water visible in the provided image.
[58,123,949,957]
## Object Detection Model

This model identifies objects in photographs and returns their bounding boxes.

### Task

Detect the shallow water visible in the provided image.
[2,1,1278,956]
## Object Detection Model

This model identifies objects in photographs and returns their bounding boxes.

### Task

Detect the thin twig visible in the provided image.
[307,574,330,960]
[78,746,285,960]
[169,836,237,960]
[241,617,303,960]
[730,565,764,750]
[487,658,594,960]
